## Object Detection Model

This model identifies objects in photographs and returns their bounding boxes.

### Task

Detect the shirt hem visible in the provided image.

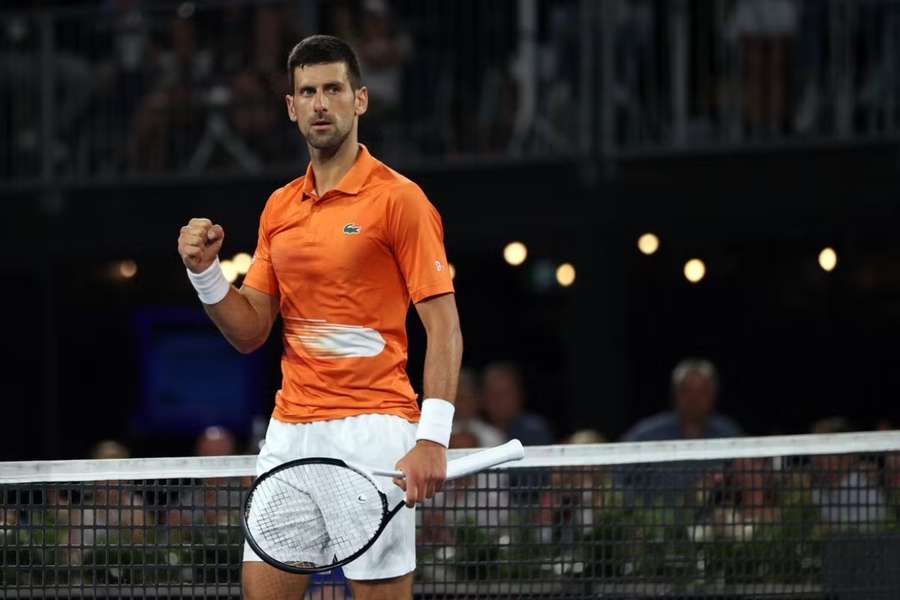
[272,407,421,425]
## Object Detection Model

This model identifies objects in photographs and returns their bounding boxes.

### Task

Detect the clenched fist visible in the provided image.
[178,218,225,273]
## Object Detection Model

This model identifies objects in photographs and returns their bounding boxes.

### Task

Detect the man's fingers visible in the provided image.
[405,475,421,507]
[425,480,437,501]
[181,233,206,247]
[207,225,224,244]
[188,217,213,228]
[392,477,406,491]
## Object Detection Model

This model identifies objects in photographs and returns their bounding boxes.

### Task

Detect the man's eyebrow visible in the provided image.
[298,80,344,88]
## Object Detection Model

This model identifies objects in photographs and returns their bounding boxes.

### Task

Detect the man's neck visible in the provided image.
[309,137,360,197]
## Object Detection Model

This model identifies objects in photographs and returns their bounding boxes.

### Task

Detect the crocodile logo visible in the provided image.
[343,223,361,235]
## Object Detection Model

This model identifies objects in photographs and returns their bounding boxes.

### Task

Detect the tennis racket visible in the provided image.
[242,439,525,574]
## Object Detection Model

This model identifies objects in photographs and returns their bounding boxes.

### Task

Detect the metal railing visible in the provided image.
[2,0,899,189]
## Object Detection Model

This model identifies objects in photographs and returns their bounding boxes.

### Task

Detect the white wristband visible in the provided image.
[415,398,456,447]
[186,257,231,305]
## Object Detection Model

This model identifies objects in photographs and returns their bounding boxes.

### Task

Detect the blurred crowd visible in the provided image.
[8,358,897,589]
[613,0,900,144]
[1,0,570,179]
[427,357,900,552]
[5,0,900,181]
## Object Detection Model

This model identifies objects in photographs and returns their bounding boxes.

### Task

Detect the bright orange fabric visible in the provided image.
[243,145,454,424]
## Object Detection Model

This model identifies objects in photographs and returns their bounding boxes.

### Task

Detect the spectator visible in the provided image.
[727,0,798,137]
[689,457,781,543]
[482,361,554,446]
[809,417,888,531]
[567,429,607,445]
[89,439,131,460]
[130,8,210,171]
[622,358,742,442]
[167,426,241,529]
[356,0,411,110]
[0,7,94,176]
[452,367,504,449]
[62,439,147,568]
[619,359,741,504]
[539,429,612,545]
[811,452,888,531]
[353,0,413,157]
[195,425,237,456]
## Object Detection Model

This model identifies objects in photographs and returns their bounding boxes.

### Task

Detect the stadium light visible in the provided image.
[819,247,837,272]
[684,258,706,284]
[638,233,660,255]
[118,260,137,279]
[556,263,576,287]
[503,242,528,266]
[232,252,252,275]
[221,260,239,283]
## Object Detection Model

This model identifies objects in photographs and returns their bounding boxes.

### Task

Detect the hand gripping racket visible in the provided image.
[242,439,525,574]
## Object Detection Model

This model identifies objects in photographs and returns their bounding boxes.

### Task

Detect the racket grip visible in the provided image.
[445,439,525,480]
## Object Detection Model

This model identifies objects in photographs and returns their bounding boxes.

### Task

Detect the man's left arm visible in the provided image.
[394,293,463,506]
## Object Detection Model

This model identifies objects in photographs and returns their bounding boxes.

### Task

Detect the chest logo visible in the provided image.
[343,223,361,235]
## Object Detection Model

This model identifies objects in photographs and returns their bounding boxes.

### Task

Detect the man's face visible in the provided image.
[674,372,716,422]
[286,62,367,151]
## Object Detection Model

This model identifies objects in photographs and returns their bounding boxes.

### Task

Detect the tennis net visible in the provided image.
[1,431,899,599]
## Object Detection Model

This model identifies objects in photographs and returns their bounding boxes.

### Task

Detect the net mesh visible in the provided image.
[1,432,899,599]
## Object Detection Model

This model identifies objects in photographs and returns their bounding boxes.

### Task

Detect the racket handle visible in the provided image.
[445,439,525,480]
[369,439,525,480]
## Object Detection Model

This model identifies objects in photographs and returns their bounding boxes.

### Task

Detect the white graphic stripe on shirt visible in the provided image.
[283,317,386,359]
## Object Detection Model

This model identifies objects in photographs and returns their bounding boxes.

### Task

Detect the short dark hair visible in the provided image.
[286,35,363,92]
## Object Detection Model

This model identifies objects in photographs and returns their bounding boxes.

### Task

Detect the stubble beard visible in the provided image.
[305,122,352,155]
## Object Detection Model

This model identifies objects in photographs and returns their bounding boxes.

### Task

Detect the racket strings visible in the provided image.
[246,462,386,567]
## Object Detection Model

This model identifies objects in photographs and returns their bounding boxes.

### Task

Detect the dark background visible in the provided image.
[2,0,899,459]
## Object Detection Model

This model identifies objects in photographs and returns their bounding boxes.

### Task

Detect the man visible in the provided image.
[622,358,742,442]
[176,35,462,600]
[194,426,237,457]
[482,361,554,446]
[452,367,504,448]
[620,358,742,503]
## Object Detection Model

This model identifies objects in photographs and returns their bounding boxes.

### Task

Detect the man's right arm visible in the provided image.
[203,285,279,354]
[178,217,279,354]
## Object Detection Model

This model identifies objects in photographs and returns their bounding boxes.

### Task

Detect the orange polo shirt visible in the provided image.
[243,145,454,424]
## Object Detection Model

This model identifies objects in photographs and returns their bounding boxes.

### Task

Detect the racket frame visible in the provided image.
[242,440,525,574]
[242,456,402,575]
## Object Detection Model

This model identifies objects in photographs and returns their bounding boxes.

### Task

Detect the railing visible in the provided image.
[606,0,900,155]
[2,0,899,189]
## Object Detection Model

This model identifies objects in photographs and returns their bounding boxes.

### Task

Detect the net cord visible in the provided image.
[2,430,898,483]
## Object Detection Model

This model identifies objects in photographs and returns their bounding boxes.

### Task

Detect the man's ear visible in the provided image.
[286,94,297,122]
[355,86,369,117]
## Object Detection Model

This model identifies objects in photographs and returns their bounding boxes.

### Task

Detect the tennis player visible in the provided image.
[176,35,462,600]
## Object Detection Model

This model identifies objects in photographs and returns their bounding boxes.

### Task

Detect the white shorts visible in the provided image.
[242,413,417,580]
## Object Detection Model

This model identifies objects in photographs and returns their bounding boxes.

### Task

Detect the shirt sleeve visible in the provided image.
[387,182,455,303]
[242,194,279,297]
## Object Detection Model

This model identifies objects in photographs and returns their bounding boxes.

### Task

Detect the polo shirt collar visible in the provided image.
[300,144,376,202]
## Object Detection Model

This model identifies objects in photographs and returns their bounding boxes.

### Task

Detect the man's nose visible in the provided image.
[313,89,328,111]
